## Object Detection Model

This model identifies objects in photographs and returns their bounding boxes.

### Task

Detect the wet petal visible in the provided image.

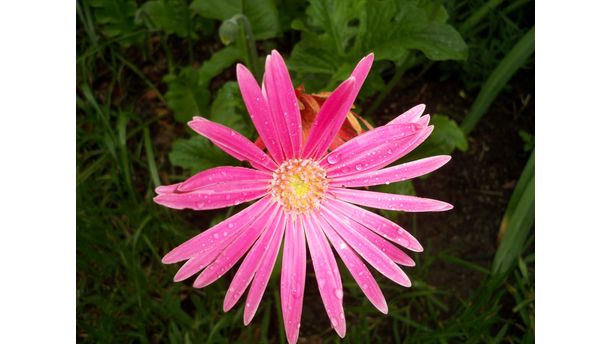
[236,63,285,163]
[263,50,302,158]
[325,198,423,252]
[315,213,388,314]
[330,187,453,212]
[302,77,356,159]
[320,206,411,287]
[153,180,268,210]
[386,104,425,125]
[330,156,451,188]
[161,198,272,264]
[188,117,277,171]
[243,213,286,324]
[193,205,281,288]
[304,213,346,337]
[177,166,271,192]
[281,215,307,344]
[223,211,284,313]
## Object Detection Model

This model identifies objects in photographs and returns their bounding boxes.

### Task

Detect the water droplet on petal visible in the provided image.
[327,153,340,165]
[355,164,364,171]
[334,288,343,299]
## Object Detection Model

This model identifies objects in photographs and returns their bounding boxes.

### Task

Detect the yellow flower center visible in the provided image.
[270,159,328,214]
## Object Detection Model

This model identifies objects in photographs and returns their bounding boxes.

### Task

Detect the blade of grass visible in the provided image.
[143,126,161,187]
[460,26,534,135]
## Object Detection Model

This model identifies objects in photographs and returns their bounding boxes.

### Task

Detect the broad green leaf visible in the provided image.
[138,0,192,37]
[164,67,210,123]
[289,0,467,92]
[190,0,280,40]
[89,0,144,45]
[163,47,242,123]
[169,135,236,174]
[209,82,253,138]
[198,46,242,87]
[409,115,467,160]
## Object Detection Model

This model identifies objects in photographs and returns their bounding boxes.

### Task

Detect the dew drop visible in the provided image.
[213,233,219,239]
[355,164,364,171]
[334,288,343,299]
[339,242,347,250]
[327,154,340,165]
[331,317,338,327]
[228,223,235,228]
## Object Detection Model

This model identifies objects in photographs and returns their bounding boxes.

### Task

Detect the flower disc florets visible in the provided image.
[270,159,328,214]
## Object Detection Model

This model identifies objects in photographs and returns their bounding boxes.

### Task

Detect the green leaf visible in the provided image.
[198,46,242,87]
[168,135,236,174]
[190,0,280,40]
[492,152,535,275]
[409,115,468,160]
[209,82,253,138]
[164,67,210,123]
[288,0,467,92]
[138,0,192,37]
[461,27,535,135]
[89,0,144,45]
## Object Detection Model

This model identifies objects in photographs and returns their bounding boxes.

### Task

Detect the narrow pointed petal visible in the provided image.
[302,77,356,159]
[330,187,453,212]
[243,213,286,324]
[319,206,411,287]
[262,50,302,158]
[321,123,422,172]
[155,183,180,194]
[193,205,281,288]
[349,53,374,98]
[281,215,307,344]
[344,217,415,267]
[161,198,272,264]
[316,214,388,313]
[330,156,451,188]
[303,214,346,337]
[325,198,423,252]
[387,104,426,125]
[188,117,277,171]
[236,64,285,163]
[224,211,285,313]
[153,182,267,210]
[177,166,271,192]
[327,126,435,178]
[416,114,430,127]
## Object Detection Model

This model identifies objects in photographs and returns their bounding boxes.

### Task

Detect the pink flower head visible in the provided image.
[154,50,452,343]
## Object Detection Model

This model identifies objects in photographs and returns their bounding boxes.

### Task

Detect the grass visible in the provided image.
[76,0,534,342]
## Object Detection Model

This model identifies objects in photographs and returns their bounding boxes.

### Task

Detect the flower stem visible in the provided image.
[232,14,260,81]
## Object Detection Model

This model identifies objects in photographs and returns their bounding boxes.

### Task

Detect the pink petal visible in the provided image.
[193,205,281,288]
[349,53,375,99]
[153,180,268,210]
[386,104,426,125]
[330,187,453,212]
[416,114,430,127]
[343,216,415,267]
[315,214,388,313]
[161,197,272,264]
[243,213,286,325]
[188,117,277,171]
[330,156,451,188]
[177,166,271,192]
[321,123,422,172]
[319,206,411,287]
[302,77,356,159]
[325,198,423,252]
[303,213,346,337]
[236,63,285,164]
[223,211,285,313]
[155,183,180,194]
[326,126,435,178]
[281,215,307,344]
[262,50,302,159]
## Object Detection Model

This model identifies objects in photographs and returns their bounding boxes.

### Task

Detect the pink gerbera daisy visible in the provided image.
[154,50,452,343]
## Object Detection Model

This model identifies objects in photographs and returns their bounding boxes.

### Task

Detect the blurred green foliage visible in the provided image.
[77,0,534,342]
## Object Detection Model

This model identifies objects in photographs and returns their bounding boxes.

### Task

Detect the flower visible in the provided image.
[154,50,452,343]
